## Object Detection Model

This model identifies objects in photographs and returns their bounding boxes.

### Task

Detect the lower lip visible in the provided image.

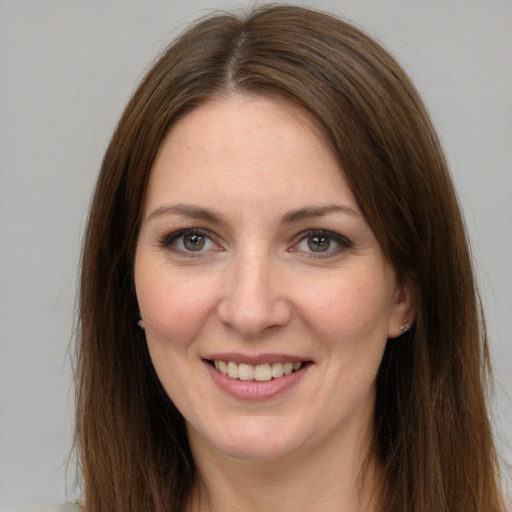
[204,361,310,401]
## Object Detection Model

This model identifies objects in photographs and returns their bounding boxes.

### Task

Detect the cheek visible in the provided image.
[296,272,393,340]
[135,262,218,345]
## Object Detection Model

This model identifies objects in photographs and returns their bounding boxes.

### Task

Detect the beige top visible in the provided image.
[22,503,82,512]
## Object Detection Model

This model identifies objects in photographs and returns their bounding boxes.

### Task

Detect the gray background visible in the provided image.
[1,1,511,510]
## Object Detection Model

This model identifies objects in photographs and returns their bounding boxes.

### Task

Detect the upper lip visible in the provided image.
[203,353,312,365]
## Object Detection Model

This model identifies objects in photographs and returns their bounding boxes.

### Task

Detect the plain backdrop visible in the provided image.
[1,0,511,510]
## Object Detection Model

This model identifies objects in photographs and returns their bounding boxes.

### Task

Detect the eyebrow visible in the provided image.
[146,204,227,224]
[280,204,360,224]
[146,203,360,224]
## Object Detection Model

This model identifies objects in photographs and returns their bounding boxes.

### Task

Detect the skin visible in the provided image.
[134,94,414,511]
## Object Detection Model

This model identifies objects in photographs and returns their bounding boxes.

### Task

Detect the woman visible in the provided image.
[45,4,506,512]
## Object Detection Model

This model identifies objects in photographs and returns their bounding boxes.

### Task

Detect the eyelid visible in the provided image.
[159,227,221,251]
[157,227,351,257]
[290,229,353,256]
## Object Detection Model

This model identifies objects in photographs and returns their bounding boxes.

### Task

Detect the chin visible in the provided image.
[187,418,308,462]
[214,440,303,462]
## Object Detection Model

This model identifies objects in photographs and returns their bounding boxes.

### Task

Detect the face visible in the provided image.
[135,95,411,462]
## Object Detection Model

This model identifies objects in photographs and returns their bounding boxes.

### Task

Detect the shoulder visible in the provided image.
[21,503,83,512]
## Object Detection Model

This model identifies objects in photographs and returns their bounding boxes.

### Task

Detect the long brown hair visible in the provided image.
[76,5,504,511]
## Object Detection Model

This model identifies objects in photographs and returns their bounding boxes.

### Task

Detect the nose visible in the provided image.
[217,252,292,338]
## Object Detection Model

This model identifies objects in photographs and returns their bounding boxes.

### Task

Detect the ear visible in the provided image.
[388,279,416,339]
[137,310,145,330]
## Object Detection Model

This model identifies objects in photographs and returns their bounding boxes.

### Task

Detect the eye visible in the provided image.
[305,234,332,252]
[161,229,219,254]
[181,233,207,251]
[292,230,352,257]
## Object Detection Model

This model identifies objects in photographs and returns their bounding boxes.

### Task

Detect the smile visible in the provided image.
[213,360,303,381]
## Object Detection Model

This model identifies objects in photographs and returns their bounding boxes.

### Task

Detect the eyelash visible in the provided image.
[158,228,352,258]
[291,229,353,258]
[159,228,220,255]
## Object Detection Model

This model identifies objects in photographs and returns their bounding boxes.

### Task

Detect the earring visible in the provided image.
[137,311,145,330]
[399,319,409,332]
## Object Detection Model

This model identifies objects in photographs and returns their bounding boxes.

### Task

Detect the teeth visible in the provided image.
[227,361,239,379]
[214,360,304,381]
[254,363,271,381]
[271,362,284,378]
[238,364,254,381]
[283,362,293,375]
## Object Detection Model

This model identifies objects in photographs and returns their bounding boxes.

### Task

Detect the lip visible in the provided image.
[203,355,312,401]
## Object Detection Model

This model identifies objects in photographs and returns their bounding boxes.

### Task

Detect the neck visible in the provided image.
[187,425,380,512]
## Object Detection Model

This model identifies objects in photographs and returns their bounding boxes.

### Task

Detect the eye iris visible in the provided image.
[308,235,330,252]
[183,233,205,251]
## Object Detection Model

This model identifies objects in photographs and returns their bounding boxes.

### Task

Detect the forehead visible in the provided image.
[144,94,359,217]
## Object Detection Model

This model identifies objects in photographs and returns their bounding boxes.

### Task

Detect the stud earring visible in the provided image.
[399,319,409,332]
[137,311,145,330]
